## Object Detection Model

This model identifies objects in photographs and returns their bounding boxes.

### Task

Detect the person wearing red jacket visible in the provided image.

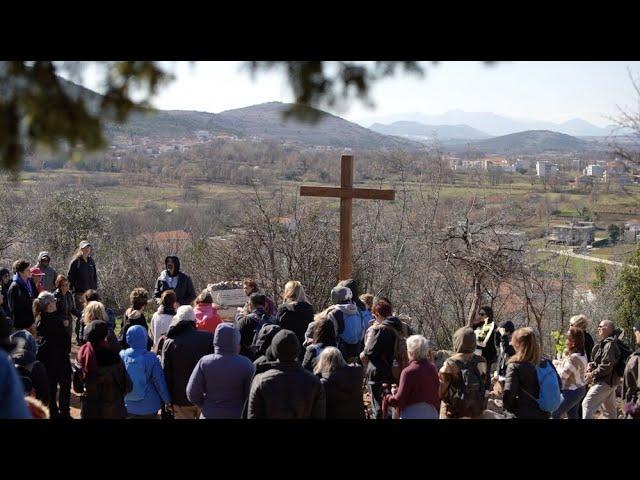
[385,335,440,419]
[194,290,222,334]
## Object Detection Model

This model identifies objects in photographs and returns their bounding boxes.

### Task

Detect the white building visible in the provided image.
[536,161,559,178]
[584,164,604,177]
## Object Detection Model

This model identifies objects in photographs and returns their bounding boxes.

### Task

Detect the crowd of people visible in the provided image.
[1,241,640,420]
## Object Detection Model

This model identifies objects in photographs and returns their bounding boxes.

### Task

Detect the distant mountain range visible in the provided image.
[446,130,593,154]
[369,121,491,140]
[362,109,632,137]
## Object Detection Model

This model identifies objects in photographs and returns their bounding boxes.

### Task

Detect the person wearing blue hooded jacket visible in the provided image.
[186,322,255,419]
[119,325,171,418]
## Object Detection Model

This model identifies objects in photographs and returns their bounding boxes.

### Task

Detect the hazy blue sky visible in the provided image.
[75,61,640,127]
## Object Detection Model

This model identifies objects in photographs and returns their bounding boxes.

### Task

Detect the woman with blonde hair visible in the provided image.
[276,280,314,357]
[314,346,364,419]
[503,327,556,419]
[84,301,120,354]
[569,314,594,361]
[551,327,587,419]
[384,335,440,419]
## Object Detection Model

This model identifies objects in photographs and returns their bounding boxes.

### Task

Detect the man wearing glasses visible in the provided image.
[582,320,621,419]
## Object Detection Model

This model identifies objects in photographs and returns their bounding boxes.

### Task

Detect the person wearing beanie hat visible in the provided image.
[326,285,364,363]
[37,252,57,293]
[10,329,50,406]
[161,304,214,419]
[247,329,325,419]
[622,322,640,418]
[186,323,255,418]
[438,326,488,419]
[34,290,72,419]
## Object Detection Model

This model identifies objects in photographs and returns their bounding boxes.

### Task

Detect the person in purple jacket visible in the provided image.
[186,322,255,419]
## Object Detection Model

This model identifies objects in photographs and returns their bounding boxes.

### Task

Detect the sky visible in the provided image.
[72,61,640,128]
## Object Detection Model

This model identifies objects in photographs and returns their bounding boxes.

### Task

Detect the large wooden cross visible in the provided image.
[300,154,395,280]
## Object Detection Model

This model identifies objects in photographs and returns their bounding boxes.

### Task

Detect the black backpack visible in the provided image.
[446,356,486,418]
[249,312,274,358]
[614,338,633,378]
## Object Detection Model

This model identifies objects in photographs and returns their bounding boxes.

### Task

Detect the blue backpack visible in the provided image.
[336,308,365,345]
[523,359,563,413]
[120,352,148,402]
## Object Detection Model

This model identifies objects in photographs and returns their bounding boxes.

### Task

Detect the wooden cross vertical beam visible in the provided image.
[340,155,353,280]
[300,154,396,281]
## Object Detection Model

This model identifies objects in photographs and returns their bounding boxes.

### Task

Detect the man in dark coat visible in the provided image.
[247,329,325,419]
[67,240,98,310]
[153,256,196,306]
[160,305,214,419]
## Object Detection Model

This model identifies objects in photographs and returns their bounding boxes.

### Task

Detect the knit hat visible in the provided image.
[499,320,515,334]
[170,305,196,328]
[453,327,476,354]
[331,286,352,304]
[36,291,56,307]
[38,251,51,262]
[271,329,300,362]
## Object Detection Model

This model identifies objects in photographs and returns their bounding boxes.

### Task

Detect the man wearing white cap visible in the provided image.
[67,240,98,314]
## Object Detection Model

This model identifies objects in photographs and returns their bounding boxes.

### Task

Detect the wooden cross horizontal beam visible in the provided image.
[300,185,395,201]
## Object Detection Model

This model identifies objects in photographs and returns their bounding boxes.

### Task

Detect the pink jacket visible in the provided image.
[194,303,223,334]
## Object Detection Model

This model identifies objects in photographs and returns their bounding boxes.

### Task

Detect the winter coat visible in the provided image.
[622,349,640,419]
[186,323,255,419]
[81,352,132,419]
[150,306,175,352]
[302,343,329,372]
[584,332,595,362]
[11,330,50,405]
[37,254,57,293]
[120,309,152,351]
[194,303,222,335]
[0,351,31,419]
[503,360,550,419]
[363,317,406,384]
[153,256,196,306]
[67,255,98,294]
[236,307,274,360]
[119,325,171,416]
[591,336,621,386]
[36,311,71,364]
[386,359,440,415]
[276,301,314,356]
[319,365,365,419]
[160,320,214,406]
[54,289,80,337]
[497,333,515,378]
[7,277,37,329]
[247,361,326,419]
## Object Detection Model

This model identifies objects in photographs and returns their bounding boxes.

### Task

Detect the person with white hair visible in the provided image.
[314,346,364,419]
[384,335,440,419]
[160,305,214,419]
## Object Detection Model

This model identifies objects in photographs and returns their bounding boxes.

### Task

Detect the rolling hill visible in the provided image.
[447,130,593,154]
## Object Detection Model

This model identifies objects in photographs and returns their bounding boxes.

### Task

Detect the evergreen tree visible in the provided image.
[614,242,640,334]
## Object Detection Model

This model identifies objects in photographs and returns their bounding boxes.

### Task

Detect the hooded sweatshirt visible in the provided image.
[161,307,214,406]
[326,302,363,345]
[438,327,488,419]
[119,325,171,416]
[37,252,57,293]
[153,256,196,306]
[186,323,255,418]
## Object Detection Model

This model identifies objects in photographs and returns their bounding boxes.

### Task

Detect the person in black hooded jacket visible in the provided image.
[0,267,12,319]
[314,346,365,419]
[252,323,282,374]
[153,256,196,306]
[34,291,72,419]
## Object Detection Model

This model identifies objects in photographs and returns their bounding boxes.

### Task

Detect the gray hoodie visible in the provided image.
[37,251,57,293]
[185,323,255,418]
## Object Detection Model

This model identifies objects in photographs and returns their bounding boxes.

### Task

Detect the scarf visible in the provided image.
[13,273,34,297]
